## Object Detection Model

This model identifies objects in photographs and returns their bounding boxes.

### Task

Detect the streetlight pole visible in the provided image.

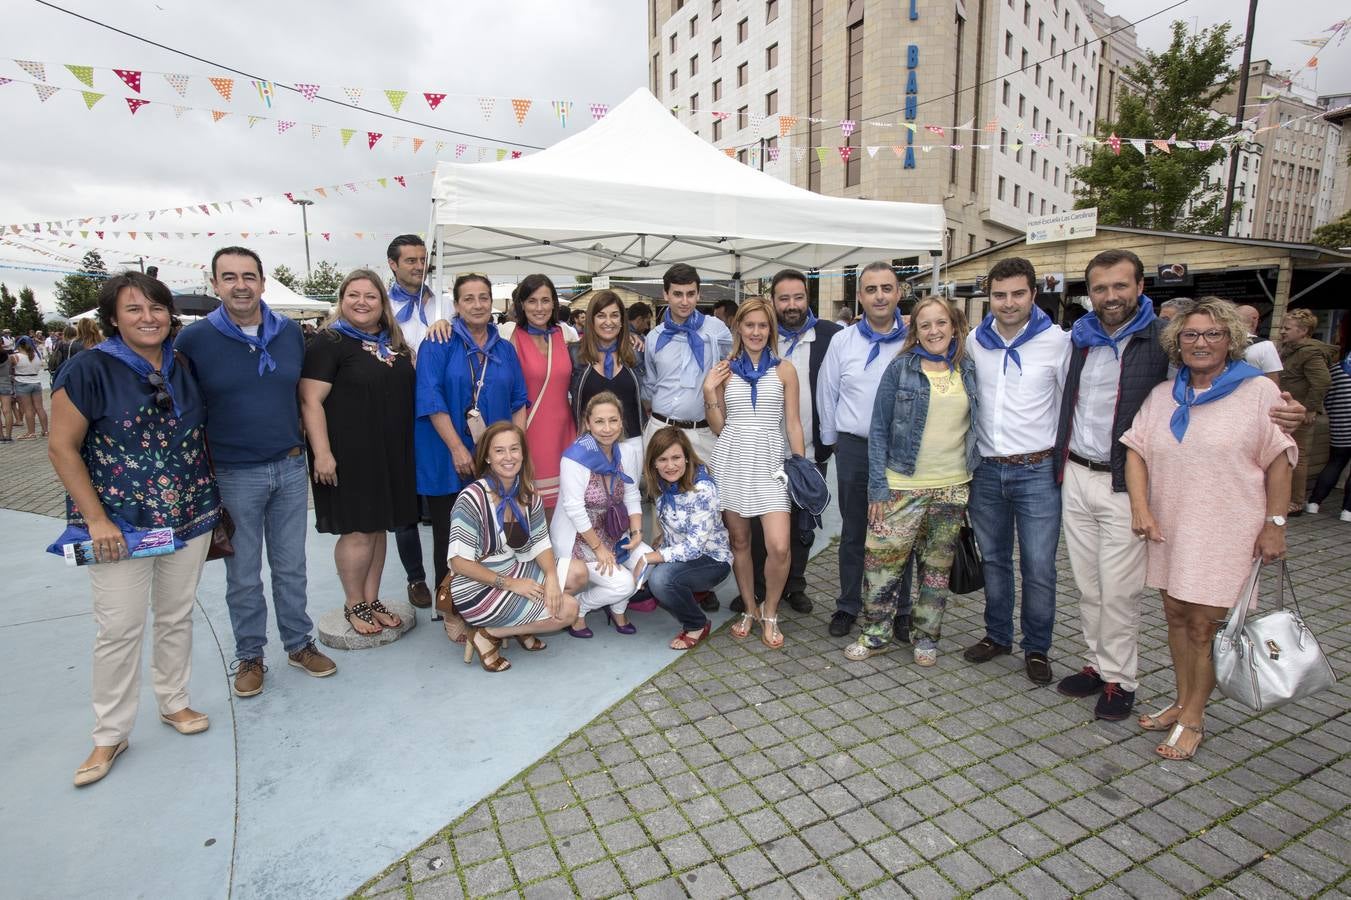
[291,198,314,280]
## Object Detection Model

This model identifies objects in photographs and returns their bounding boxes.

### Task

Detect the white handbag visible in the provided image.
[1213,560,1336,713]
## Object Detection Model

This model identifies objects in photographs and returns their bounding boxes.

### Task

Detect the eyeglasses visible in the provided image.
[1178,329,1229,345]
[146,371,172,410]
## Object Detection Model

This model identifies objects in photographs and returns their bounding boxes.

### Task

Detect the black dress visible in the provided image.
[302,331,417,534]
[568,345,647,440]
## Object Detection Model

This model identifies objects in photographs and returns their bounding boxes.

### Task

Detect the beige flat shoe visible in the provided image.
[160,710,210,735]
[73,739,129,787]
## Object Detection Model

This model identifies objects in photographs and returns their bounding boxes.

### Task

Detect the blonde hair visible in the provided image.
[728,297,780,358]
[581,391,626,441]
[900,295,968,366]
[323,268,408,355]
[1159,296,1247,365]
[75,317,102,347]
[1282,308,1318,338]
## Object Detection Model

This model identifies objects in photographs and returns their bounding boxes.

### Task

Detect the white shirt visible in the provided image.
[817,323,904,444]
[968,322,1071,457]
[780,325,817,459]
[1244,335,1283,374]
[1069,335,1132,462]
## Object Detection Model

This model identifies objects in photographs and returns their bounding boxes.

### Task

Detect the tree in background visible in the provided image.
[1072,21,1240,234]
[54,250,107,318]
[0,284,16,332]
[1311,209,1351,249]
[271,263,301,290]
[302,260,344,298]
[16,287,44,334]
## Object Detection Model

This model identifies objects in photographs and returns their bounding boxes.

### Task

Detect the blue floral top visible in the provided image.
[53,349,221,541]
[655,481,733,565]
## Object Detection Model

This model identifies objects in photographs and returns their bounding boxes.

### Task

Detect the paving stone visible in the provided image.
[639,807,689,842]
[799,820,852,858]
[680,862,739,899]
[776,794,828,830]
[967,834,1027,876]
[723,847,779,892]
[556,830,607,868]
[410,872,465,900]
[520,877,574,900]
[763,834,815,875]
[1144,854,1212,896]
[658,831,713,871]
[571,859,624,900]
[698,819,753,856]
[1005,865,1072,900]
[543,807,591,839]
[897,864,958,899]
[615,846,671,886]
[737,808,791,843]
[1071,835,1133,878]
[364,862,410,896]
[499,819,549,854]
[464,858,514,898]
[454,828,505,866]
[511,844,562,883]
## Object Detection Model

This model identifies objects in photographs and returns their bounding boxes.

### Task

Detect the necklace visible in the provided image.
[929,369,957,394]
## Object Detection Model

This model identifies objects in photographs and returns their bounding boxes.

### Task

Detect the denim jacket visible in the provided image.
[868,349,981,502]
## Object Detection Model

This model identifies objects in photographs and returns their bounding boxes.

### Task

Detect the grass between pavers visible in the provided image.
[351,535,1351,899]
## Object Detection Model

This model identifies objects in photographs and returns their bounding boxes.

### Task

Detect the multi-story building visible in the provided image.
[648,0,1121,286]
[1081,0,1144,125]
[1317,92,1349,232]
[1213,60,1342,243]
[1185,138,1262,239]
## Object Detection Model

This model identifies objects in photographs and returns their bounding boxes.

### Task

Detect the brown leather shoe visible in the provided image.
[287,642,337,677]
[407,581,432,609]
[232,658,266,697]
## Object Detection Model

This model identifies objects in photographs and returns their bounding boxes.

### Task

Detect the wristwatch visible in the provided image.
[493,574,506,589]
[1268,515,1287,527]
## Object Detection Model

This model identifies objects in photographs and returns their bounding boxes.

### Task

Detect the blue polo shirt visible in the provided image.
[175,317,306,465]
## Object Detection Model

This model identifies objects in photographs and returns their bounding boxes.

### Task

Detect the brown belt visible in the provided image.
[1067,450,1111,472]
[983,448,1053,466]
[287,446,303,457]
[651,411,708,429]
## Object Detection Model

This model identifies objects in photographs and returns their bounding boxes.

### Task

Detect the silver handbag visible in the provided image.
[1213,560,1336,713]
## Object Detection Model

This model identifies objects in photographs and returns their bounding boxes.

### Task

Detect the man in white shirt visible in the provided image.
[1236,304,1283,385]
[964,258,1071,686]
[817,262,910,637]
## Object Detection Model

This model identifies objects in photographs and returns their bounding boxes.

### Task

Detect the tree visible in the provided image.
[271,263,301,290]
[0,283,16,332]
[54,250,107,318]
[1071,21,1240,234]
[1311,209,1351,249]
[302,260,344,298]
[16,287,44,333]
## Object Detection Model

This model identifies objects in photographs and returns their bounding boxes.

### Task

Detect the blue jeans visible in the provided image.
[214,453,313,660]
[968,457,1060,654]
[649,555,730,632]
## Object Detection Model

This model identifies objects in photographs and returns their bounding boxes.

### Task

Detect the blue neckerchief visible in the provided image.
[728,350,782,407]
[206,300,287,375]
[779,312,818,356]
[390,280,430,326]
[1341,353,1350,378]
[912,340,958,370]
[331,319,392,359]
[1072,294,1157,357]
[452,316,500,359]
[657,463,714,514]
[563,433,634,484]
[653,308,707,371]
[484,474,527,535]
[857,310,908,366]
[94,335,181,417]
[597,341,618,378]
[974,304,1053,372]
[47,518,187,557]
[524,322,556,337]
[1169,360,1263,442]
[16,336,36,354]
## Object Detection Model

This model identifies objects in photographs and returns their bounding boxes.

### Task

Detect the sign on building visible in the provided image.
[1026,208,1098,246]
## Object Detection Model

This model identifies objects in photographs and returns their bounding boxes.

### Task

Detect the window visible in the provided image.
[713,37,722,60]
[690,92,699,112]
[845,16,863,186]
[1037,19,1044,41]
[766,135,778,155]
[1005,31,1013,56]
[968,234,976,256]
[712,0,721,17]
[1021,49,1029,70]
[1000,128,1008,151]
[1022,1,1030,25]
[737,17,749,42]
[1014,184,1021,206]
[766,42,779,69]
[737,62,748,86]
[669,33,677,53]
[737,104,748,130]
[1054,166,1060,187]
[766,0,779,22]
[998,175,1006,199]
[1040,198,1047,215]
[737,149,747,164]
[690,15,698,36]
[1018,94,1026,116]
[1050,37,1057,55]
[1027,191,1034,212]
[1002,80,1010,105]
[713,78,723,101]
[670,69,678,90]
[765,90,778,115]
[689,55,698,76]
[1035,64,1041,85]
[675,0,684,8]
[713,118,723,141]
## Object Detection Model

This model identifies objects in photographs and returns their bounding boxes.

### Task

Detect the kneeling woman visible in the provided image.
[847,295,980,667]
[640,426,733,649]
[551,392,645,636]
[447,422,578,671]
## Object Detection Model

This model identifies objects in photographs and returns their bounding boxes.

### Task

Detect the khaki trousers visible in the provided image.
[1290,421,1315,509]
[87,532,212,746]
[1061,462,1146,691]
[643,418,716,472]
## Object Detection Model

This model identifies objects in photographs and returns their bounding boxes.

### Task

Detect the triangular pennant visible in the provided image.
[815,147,828,164]
[478,148,488,161]
[1195,140,1214,152]
[385,89,408,112]
[199,205,210,214]
[315,187,327,198]
[173,105,189,119]
[778,115,797,137]
[252,80,274,107]
[455,143,467,158]
[424,91,445,110]
[866,146,879,158]
[1151,139,1171,154]
[211,109,227,122]
[510,98,532,125]
[1129,138,1147,155]
[589,102,609,120]
[277,120,295,134]
[840,119,856,138]
[479,97,496,120]
[435,141,447,154]
[394,175,406,187]
[311,124,323,140]
[838,146,854,162]
[412,138,424,153]
[892,145,906,157]
[124,97,151,114]
[390,136,405,150]
[340,127,356,147]
[17,60,46,81]
[925,124,945,136]
[114,69,142,93]
[322,232,330,241]
[378,177,388,188]
[724,148,736,158]
[33,83,59,102]
[767,145,780,162]
[343,86,363,105]
[367,131,382,149]
[511,150,522,159]
[209,77,234,102]
[1107,132,1121,155]
[354,232,364,239]
[0,78,10,86]
[162,73,190,97]
[80,90,104,110]
[247,115,263,127]
[296,83,321,101]
[65,64,94,87]
[552,99,572,127]
[496,148,509,160]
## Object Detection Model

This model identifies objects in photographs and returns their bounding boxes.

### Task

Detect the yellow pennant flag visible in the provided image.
[65,64,94,87]
[81,91,104,110]
[341,128,356,147]
[384,89,408,112]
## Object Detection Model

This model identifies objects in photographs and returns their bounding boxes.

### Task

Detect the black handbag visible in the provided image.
[949,512,984,594]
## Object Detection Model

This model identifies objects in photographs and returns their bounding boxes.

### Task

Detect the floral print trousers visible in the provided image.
[860,483,969,648]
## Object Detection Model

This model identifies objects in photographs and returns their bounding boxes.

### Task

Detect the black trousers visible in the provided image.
[393,494,456,590]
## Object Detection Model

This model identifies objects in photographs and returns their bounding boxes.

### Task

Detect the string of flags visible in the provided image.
[11,228,417,244]
[2,233,209,271]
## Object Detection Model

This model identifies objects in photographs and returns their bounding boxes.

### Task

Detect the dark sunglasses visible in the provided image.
[146,371,172,410]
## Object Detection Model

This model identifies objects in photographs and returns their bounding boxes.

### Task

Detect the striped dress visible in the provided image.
[1328,361,1351,449]
[709,367,791,516]
[446,479,554,628]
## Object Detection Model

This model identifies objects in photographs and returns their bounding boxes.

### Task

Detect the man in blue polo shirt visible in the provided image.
[176,246,335,698]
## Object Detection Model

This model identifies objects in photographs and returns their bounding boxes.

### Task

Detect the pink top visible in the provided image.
[514,328,575,508]
[1120,376,1296,608]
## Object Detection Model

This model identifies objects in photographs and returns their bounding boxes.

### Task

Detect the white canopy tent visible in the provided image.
[261,279,333,319]
[427,88,945,311]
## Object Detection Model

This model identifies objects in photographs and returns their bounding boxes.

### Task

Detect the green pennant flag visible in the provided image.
[65,64,95,87]
[81,90,104,110]
[340,128,356,147]
[496,149,508,161]
[378,177,388,188]
[815,146,828,165]
[384,89,407,113]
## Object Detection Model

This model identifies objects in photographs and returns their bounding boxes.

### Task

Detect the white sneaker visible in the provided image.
[1341,510,1351,523]
[1305,502,1320,514]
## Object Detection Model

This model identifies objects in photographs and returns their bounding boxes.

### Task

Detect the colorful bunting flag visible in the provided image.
[311,124,323,139]
[65,64,94,87]
[17,60,46,81]
[252,80,274,107]
[925,124,945,136]
[455,143,467,158]
[479,97,495,120]
[815,147,827,165]
[343,86,363,105]
[552,100,572,127]
[32,84,59,102]
[394,175,406,187]
[211,109,228,122]
[80,90,103,110]
[511,98,532,124]
[838,146,854,162]
[277,120,295,134]
[126,97,150,114]
[511,150,522,159]
[315,187,327,198]
[296,83,321,101]
[412,138,424,153]
[1195,140,1214,152]
[590,103,609,120]
[866,146,879,158]
[367,131,382,149]
[247,115,263,127]
[767,145,780,162]
[778,115,797,137]
[724,148,736,158]
[384,89,407,112]
[840,120,856,138]
[163,73,190,96]
[424,92,445,110]
[340,128,355,147]
[1107,132,1121,155]
[114,69,142,92]
[496,149,509,161]
[172,105,189,119]
[209,77,234,101]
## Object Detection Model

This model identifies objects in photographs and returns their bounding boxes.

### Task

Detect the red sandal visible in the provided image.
[670,622,711,650]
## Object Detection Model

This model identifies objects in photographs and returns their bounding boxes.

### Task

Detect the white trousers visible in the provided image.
[643,418,716,472]
[557,541,653,617]
[87,532,212,745]
[1061,462,1146,690]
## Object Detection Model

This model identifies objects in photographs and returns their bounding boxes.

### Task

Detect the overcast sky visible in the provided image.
[1,0,1346,315]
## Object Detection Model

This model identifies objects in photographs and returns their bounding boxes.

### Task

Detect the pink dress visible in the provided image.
[514,329,576,508]
[1120,377,1296,608]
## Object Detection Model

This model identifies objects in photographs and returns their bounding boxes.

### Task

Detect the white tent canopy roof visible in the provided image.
[261,279,333,317]
[429,88,945,281]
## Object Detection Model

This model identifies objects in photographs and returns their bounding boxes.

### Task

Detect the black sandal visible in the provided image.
[368,599,403,628]
[344,602,382,633]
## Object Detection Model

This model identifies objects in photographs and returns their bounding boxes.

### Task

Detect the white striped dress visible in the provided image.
[710,368,791,516]
[1328,361,1350,449]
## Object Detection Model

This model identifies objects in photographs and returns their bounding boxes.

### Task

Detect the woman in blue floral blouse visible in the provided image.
[639,426,733,650]
[48,272,222,787]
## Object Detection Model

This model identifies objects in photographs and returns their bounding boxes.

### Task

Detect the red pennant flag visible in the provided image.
[114,69,142,93]
[95,231,104,239]
[394,176,406,187]
[925,124,945,136]
[838,146,854,162]
[367,132,382,149]
[126,97,150,114]
[322,232,331,241]
[511,150,522,159]
[199,204,210,214]
[284,192,295,202]
[1107,132,1122,155]
[424,92,446,110]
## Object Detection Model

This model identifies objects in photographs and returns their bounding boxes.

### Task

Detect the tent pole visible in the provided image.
[930,249,942,298]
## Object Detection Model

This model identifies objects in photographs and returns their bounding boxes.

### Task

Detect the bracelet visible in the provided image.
[493,574,505,590]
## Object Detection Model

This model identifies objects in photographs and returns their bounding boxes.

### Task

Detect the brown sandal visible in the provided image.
[514,635,547,651]
[464,628,510,672]
[344,602,382,634]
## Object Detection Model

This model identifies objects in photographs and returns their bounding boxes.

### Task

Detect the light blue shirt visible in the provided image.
[816,322,904,444]
[643,315,732,422]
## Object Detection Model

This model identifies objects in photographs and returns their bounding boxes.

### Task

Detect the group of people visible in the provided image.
[42,237,1346,786]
